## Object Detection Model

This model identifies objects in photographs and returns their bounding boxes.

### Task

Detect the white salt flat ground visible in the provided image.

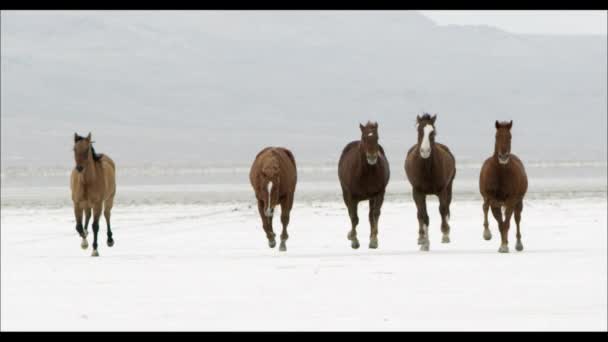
[1,197,606,331]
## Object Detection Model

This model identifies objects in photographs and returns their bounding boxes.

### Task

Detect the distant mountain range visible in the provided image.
[2,11,606,168]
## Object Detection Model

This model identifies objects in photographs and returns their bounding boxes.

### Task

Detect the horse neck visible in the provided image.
[357,143,376,174]
[82,149,98,184]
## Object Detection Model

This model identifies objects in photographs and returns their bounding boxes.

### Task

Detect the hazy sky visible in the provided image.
[421,10,608,35]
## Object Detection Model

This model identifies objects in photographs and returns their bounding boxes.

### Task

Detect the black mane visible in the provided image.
[90,145,102,162]
[420,113,433,121]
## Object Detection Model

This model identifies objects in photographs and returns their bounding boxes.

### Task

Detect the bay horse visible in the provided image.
[338,121,390,249]
[479,120,528,253]
[405,114,456,251]
[249,147,297,251]
[70,133,116,257]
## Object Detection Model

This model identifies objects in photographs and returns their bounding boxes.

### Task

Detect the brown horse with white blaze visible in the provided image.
[249,147,297,251]
[70,133,116,257]
[338,121,390,249]
[405,114,456,251]
[479,120,528,253]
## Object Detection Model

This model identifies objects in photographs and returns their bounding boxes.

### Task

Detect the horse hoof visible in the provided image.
[107,239,114,247]
[351,240,360,249]
[279,243,287,252]
[483,230,492,241]
[441,235,450,243]
[268,239,276,248]
[91,250,99,257]
[81,239,88,250]
[515,241,524,252]
[417,237,425,245]
[420,244,430,252]
[369,239,378,249]
[498,245,509,253]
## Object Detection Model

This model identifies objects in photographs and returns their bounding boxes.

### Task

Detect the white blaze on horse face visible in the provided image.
[420,124,433,159]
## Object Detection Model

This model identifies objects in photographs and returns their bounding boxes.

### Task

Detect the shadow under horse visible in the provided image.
[479,120,528,253]
[338,121,390,249]
[405,114,456,251]
[249,147,297,251]
[70,132,116,257]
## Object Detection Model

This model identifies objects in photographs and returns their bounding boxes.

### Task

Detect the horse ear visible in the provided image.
[495,120,500,129]
[507,120,513,129]
[74,133,79,142]
[86,132,92,141]
[373,121,378,129]
[359,123,365,132]
[431,114,437,124]
[416,115,421,123]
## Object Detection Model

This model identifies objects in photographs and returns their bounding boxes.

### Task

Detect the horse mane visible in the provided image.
[90,145,102,162]
[419,113,433,121]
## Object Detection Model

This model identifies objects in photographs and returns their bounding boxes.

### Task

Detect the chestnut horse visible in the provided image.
[338,121,390,249]
[70,133,116,257]
[249,147,297,251]
[479,120,528,253]
[405,114,456,251]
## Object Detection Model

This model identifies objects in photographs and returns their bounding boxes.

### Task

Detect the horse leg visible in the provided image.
[491,205,508,253]
[439,188,451,243]
[278,196,293,252]
[257,199,276,248]
[344,194,360,249]
[482,199,491,240]
[413,189,430,251]
[514,201,524,251]
[83,207,91,239]
[368,193,384,249]
[74,204,88,249]
[91,203,103,257]
[104,197,115,247]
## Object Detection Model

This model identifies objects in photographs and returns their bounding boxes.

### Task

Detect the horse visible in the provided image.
[405,113,456,251]
[479,120,528,253]
[70,133,116,257]
[249,147,297,251]
[338,121,390,249]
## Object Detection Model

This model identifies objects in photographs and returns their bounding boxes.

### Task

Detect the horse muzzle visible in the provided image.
[366,154,378,165]
[75,166,84,173]
[498,153,510,164]
[420,149,431,159]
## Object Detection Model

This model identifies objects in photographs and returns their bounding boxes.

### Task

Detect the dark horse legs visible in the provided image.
[368,192,384,249]
[257,199,276,248]
[343,193,360,249]
[438,184,452,243]
[74,205,88,249]
[91,203,103,257]
[279,196,293,252]
[413,189,430,251]
[104,198,115,247]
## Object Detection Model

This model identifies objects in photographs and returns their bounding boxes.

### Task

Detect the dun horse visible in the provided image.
[70,133,116,257]
[338,121,390,249]
[249,147,297,251]
[479,121,528,253]
[405,114,456,251]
